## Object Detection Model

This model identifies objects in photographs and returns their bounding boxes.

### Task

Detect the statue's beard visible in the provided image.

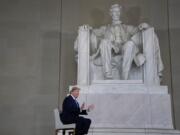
[112,16,120,21]
[112,18,121,25]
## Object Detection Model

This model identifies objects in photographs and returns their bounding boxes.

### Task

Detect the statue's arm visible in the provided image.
[92,26,106,37]
[125,25,139,37]
[90,26,106,57]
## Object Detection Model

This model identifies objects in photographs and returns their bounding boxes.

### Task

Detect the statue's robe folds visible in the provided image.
[90,23,141,79]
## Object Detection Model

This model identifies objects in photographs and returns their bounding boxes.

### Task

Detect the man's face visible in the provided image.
[71,89,80,98]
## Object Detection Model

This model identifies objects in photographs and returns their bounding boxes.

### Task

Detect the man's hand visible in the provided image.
[80,102,85,110]
[87,104,95,112]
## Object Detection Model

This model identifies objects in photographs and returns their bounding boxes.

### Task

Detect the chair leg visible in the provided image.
[55,130,58,135]
[68,131,73,135]
[62,130,65,135]
[68,129,75,135]
[55,129,75,135]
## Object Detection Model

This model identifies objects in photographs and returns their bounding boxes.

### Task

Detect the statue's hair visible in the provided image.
[110,4,122,12]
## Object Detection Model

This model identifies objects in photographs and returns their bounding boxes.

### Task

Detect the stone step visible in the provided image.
[87,128,180,135]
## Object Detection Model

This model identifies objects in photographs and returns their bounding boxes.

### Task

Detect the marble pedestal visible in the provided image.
[77,83,173,129]
[57,128,180,135]
[86,128,180,135]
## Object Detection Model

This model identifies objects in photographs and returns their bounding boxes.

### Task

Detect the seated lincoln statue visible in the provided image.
[74,4,164,84]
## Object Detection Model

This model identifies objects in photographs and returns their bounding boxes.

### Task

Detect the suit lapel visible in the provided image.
[69,95,80,109]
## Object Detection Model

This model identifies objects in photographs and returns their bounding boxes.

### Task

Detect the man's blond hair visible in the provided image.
[70,86,80,93]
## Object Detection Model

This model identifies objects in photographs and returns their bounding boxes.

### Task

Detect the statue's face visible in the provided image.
[110,8,121,21]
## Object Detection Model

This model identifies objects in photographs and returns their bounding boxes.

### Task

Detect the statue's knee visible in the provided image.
[126,40,134,47]
[123,40,135,50]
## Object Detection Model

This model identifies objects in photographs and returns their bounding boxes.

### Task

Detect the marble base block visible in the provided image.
[77,84,173,129]
[87,128,180,135]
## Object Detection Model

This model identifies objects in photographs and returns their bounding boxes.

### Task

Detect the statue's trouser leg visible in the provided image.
[122,41,138,80]
[99,39,112,79]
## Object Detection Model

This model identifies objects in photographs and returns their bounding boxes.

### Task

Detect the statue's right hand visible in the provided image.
[112,45,120,53]
[79,24,92,30]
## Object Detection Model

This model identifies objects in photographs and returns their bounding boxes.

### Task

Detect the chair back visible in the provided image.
[54,108,62,129]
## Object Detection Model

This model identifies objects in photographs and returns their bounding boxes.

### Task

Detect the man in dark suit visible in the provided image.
[60,86,94,135]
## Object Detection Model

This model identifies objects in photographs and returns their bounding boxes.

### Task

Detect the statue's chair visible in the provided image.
[76,25,162,86]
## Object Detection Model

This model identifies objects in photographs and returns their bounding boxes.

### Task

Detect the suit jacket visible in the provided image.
[60,95,87,124]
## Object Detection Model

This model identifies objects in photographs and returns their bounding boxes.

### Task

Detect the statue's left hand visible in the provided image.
[138,23,149,30]
[82,24,92,30]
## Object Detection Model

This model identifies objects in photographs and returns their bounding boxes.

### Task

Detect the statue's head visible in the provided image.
[109,4,122,21]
